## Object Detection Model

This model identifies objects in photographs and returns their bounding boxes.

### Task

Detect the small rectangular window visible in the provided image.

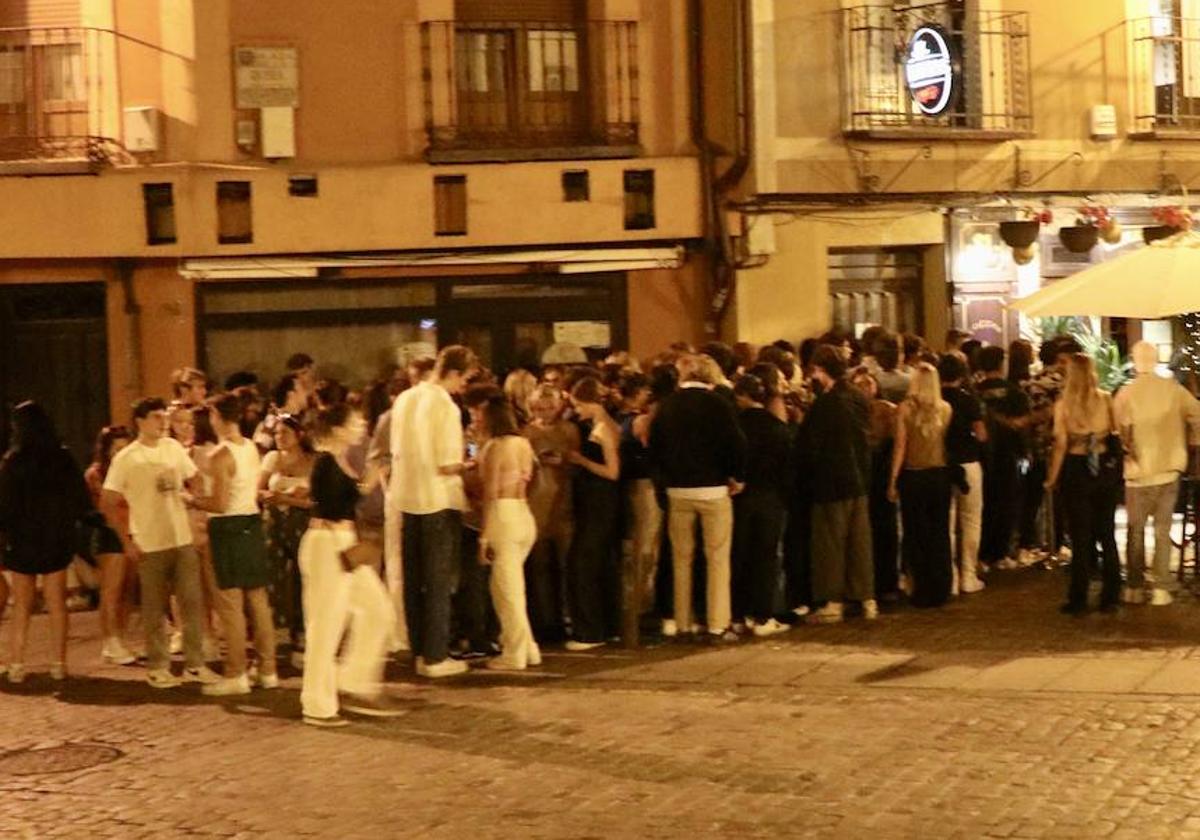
[288,174,318,197]
[562,170,589,202]
[142,183,176,245]
[434,175,467,236]
[624,169,655,230]
[217,181,253,244]
[41,44,84,101]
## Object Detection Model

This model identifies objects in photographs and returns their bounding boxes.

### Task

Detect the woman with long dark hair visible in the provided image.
[1046,354,1121,615]
[564,377,621,650]
[478,395,540,670]
[0,401,91,681]
[84,425,136,665]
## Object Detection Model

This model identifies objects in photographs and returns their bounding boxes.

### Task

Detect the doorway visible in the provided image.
[0,283,110,465]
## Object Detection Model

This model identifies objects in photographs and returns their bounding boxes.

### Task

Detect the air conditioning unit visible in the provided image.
[123,106,160,153]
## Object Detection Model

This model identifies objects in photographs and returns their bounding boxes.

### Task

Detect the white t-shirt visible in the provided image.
[389,381,466,515]
[103,437,198,553]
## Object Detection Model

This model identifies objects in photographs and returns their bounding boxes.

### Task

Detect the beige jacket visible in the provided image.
[1114,374,1200,487]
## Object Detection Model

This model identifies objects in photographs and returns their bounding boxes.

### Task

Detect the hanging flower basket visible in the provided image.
[1143,224,1177,244]
[1059,225,1099,253]
[999,220,1040,249]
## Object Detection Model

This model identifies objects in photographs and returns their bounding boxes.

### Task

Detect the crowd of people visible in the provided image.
[1,329,1197,725]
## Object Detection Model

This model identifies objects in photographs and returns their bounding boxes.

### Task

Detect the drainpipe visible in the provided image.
[116,258,143,395]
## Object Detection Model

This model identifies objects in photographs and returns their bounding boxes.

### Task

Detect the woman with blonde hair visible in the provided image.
[1046,354,1121,615]
[503,369,538,427]
[888,362,953,607]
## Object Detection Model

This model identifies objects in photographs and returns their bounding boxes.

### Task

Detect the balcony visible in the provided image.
[1129,16,1200,138]
[421,20,640,163]
[0,26,123,173]
[841,3,1032,140]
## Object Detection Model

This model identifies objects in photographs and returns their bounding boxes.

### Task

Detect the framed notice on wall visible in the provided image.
[235,46,299,109]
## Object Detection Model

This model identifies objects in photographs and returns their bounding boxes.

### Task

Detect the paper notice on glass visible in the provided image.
[553,321,611,348]
[397,342,437,365]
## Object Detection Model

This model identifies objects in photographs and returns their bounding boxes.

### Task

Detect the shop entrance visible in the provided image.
[0,282,110,465]
[828,247,924,337]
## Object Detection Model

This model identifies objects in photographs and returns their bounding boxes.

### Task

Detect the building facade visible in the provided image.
[0,0,708,457]
[710,0,1200,359]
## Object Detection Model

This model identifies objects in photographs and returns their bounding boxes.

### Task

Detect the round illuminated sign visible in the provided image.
[904,26,955,116]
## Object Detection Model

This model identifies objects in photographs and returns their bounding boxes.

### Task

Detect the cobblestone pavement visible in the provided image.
[7,567,1200,839]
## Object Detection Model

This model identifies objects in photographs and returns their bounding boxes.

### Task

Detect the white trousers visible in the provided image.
[485,500,540,668]
[950,461,984,585]
[383,494,409,651]
[299,528,394,719]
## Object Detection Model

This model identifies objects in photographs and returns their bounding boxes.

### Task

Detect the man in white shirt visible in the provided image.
[102,397,220,689]
[390,346,476,678]
[1115,342,1200,606]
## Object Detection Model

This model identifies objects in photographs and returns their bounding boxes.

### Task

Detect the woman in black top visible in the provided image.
[297,404,399,727]
[0,401,91,682]
[731,374,793,636]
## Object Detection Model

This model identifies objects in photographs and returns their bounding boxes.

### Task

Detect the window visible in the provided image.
[41,44,84,102]
[288,174,318,197]
[142,183,176,246]
[456,31,509,94]
[434,174,467,236]
[623,169,655,230]
[0,46,25,106]
[562,169,589,201]
[216,181,253,244]
[527,29,578,92]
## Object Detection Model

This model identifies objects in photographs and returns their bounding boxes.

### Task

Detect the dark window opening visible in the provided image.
[562,169,589,201]
[142,183,176,245]
[217,181,253,244]
[288,174,318,197]
[435,175,468,236]
[623,169,654,230]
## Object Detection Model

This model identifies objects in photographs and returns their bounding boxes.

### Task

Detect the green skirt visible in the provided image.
[208,514,270,590]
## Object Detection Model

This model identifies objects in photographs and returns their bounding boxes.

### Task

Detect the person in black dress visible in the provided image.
[0,401,92,682]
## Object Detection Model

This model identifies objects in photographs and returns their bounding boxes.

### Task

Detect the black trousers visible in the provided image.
[982,451,1021,563]
[453,527,498,651]
[1061,456,1121,610]
[401,509,461,664]
[731,490,787,623]
[869,447,899,597]
[566,490,620,643]
[1019,459,1066,554]
[900,468,952,608]
[783,494,813,611]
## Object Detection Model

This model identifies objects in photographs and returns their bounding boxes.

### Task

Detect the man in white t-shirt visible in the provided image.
[102,397,220,689]
[390,345,476,678]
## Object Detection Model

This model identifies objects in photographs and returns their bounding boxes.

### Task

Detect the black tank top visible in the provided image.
[310,452,359,521]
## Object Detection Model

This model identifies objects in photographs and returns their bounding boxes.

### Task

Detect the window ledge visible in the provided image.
[0,158,100,176]
[427,145,642,164]
[1128,129,1200,141]
[843,128,1034,142]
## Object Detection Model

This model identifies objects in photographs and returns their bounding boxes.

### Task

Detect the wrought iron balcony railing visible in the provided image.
[1130,15,1200,136]
[0,26,122,167]
[421,20,639,161]
[841,3,1032,138]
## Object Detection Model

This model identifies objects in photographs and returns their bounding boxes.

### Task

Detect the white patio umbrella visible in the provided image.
[1010,230,1200,318]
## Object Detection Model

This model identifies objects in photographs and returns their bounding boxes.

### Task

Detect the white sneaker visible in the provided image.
[751,618,790,637]
[792,605,811,618]
[1151,588,1174,607]
[102,638,136,666]
[257,672,280,689]
[182,665,221,685]
[995,557,1020,571]
[960,577,986,594]
[1016,549,1041,567]
[7,663,26,684]
[202,674,252,696]
[1122,587,1146,605]
[564,640,606,652]
[862,600,879,620]
[661,619,678,638]
[808,602,844,624]
[417,657,469,678]
[49,662,66,681]
[146,669,181,689]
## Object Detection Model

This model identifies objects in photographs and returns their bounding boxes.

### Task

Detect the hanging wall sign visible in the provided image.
[904,26,955,116]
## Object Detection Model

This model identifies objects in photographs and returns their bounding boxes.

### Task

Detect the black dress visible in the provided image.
[566,432,621,642]
[0,446,91,575]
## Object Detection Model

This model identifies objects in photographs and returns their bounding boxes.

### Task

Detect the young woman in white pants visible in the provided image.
[478,396,541,671]
[298,404,401,727]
